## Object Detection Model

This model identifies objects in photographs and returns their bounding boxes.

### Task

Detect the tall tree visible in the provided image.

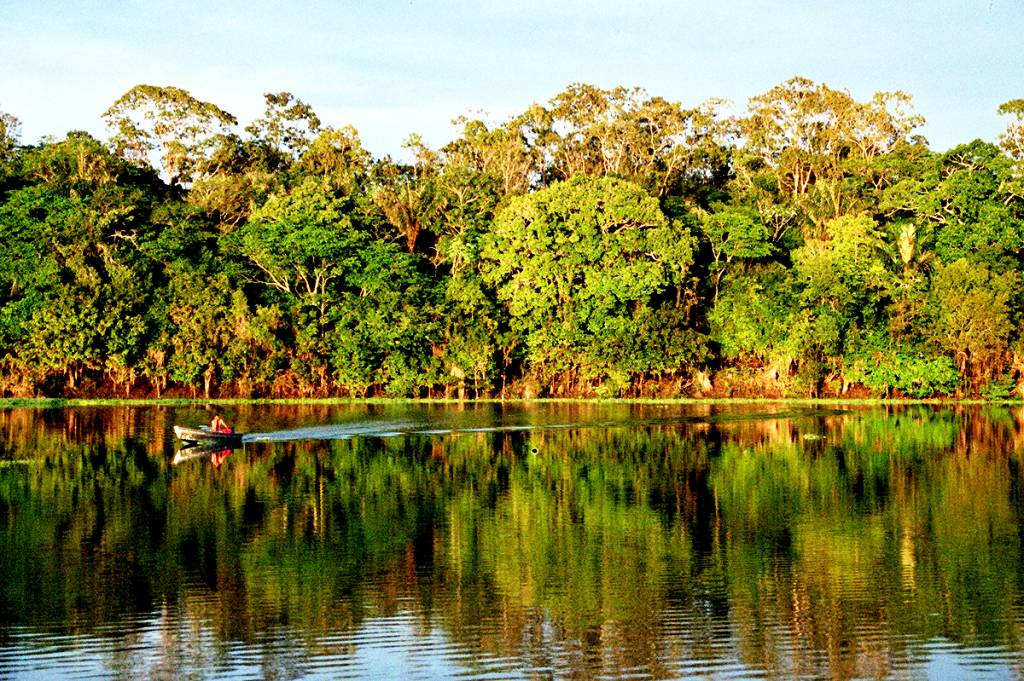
[883,142,1024,271]
[443,113,540,195]
[370,147,434,254]
[246,91,321,160]
[535,84,732,198]
[998,99,1024,204]
[234,177,363,318]
[103,84,237,185]
[696,205,773,301]
[738,77,924,235]
[299,126,372,195]
[998,99,1024,162]
[0,107,20,174]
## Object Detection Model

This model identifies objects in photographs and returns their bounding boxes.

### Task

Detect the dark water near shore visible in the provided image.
[0,402,1022,679]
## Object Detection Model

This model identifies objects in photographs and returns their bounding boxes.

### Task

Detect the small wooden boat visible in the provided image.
[173,425,243,444]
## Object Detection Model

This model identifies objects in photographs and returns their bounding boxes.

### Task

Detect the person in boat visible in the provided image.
[210,414,232,434]
[206,413,234,468]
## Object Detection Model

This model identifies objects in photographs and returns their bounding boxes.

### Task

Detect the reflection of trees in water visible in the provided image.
[0,405,1023,679]
[710,406,1024,677]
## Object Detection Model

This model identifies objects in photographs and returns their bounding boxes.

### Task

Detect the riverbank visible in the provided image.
[1,395,1020,409]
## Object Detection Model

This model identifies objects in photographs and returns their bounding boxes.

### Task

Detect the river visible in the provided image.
[0,402,1021,679]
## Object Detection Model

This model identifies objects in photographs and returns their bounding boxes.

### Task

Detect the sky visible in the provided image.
[1,0,1021,159]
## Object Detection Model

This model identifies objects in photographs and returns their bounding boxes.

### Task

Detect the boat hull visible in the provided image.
[173,425,242,443]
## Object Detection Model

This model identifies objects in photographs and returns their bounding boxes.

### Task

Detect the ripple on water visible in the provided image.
[4,604,1024,680]
[296,614,519,680]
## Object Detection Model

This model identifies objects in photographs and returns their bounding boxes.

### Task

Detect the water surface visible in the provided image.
[0,402,1022,679]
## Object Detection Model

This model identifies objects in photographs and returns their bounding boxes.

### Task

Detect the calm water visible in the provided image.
[0,402,1022,680]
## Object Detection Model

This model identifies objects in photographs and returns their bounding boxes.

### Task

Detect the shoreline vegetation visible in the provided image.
[0,397,1020,410]
[1,81,1023,401]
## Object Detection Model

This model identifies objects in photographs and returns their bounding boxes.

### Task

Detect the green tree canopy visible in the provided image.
[481,175,696,391]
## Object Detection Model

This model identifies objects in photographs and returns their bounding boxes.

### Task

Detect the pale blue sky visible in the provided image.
[1,0,1021,159]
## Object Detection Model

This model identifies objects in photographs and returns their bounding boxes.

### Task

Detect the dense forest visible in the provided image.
[0,79,1023,399]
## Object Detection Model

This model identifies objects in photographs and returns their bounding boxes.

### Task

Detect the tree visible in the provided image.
[996,99,1024,206]
[481,175,695,392]
[0,187,62,365]
[925,259,1018,391]
[214,156,439,398]
[246,91,321,160]
[887,142,1024,271]
[103,84,237,185]
[443,113,540,195]
[327,241,437,397]
[16,285,104,392]
[738,77,924,235]
[414,165,497,270]
[299,126,372,195]
[709,264,798,369]
[0,107,20,174]
[841,329,960,398]
[879,221,934,286]
[23,131,127,191]
[186,132,277,230]
[0,134,163,395]
[234,178,363,318]
[166,271,236,397]
[998,99,1024,162]
[521,84,732,198]
[370,151,434,253]
[792,214,886,313]
[696,205,773,301]
[785,214,889,392]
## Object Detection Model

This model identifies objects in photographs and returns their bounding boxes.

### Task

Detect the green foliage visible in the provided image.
[0,135,165,393]
[2,79,1024,398]
[925,259,1019,389]
[0,187,61,345]
[481,175,697,390]
[844,350,960,398]
[328,240,438,397]
[234,177,363,308]
[697,204,773,299]
[895,142,1024,271]
[793,214,887,311]
[593,306,709,373]
[709,264,797,363]
[981,375,1015,401]
[436,274,502,397]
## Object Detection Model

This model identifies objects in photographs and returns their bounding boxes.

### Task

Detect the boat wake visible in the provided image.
[232,407,851,444]
[240,421,428,443]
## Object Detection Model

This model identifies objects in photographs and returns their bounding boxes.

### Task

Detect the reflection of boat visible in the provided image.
[172,444,216,465]
[172,440,240,465]
[173,425,243,444]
